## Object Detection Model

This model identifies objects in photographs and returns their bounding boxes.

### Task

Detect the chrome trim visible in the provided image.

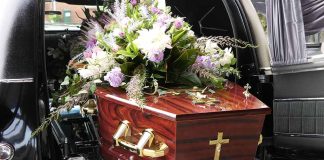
[274,98,324,101]
[0,142,14,160]
[0,78,34,83]
[272,58,324,75]
[274,132,324,138]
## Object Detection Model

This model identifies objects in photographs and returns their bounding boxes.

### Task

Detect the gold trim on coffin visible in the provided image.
[112,120,168,158]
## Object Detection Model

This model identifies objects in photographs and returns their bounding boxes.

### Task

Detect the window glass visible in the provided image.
[251,0,267,33]
[306,32,324,54]
[167,0,233,37]
[44,1,98,31]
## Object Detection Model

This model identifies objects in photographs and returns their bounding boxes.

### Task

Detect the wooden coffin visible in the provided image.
[96,82,271,160]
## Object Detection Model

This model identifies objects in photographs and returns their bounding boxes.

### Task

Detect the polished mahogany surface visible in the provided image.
[97,82,270,160]
[97,99,176,159]
[175,115,265,159]
[96,82,270,121]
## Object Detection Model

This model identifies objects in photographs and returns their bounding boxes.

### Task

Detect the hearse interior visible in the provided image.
[0,0,323,159]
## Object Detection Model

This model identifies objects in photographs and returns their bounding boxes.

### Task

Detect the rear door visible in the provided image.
[0,0,50,159]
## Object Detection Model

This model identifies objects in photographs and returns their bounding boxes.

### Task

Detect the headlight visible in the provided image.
[0,142,14,160]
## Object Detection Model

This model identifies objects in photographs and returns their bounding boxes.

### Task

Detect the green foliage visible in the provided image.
[167,48,198,82]
[48,14,62,23]
[117,50,138,59]
[258,13,267,33]
[172,30,188,45]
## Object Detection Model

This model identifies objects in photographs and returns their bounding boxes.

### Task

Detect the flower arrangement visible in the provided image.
[70,0,248,105]
[32,0,254,136]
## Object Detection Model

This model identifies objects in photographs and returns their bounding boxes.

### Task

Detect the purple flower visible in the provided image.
[155,14,172,28]
[193,56,214,69]
[86,39,97,48]
[83,49,93,58]
[104,67,125,87]
[82,21,103,48]
[119,32,125,37]
[130,0,137,5]
[113,28,125,38]
[150,6,161,14]
[173,18,184,29]
[83,46,103,59]
[147,51,164,63]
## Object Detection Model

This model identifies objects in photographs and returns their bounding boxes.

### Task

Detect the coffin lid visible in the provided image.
[95,82,271,121]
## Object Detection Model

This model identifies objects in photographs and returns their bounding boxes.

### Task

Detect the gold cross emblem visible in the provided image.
[209,132,230,160]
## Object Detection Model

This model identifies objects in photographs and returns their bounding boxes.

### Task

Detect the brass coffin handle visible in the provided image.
[112,120,168,158]
[258,134,263,145]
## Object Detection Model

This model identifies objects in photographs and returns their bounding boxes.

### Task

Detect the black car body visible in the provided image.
[0,0,52,159]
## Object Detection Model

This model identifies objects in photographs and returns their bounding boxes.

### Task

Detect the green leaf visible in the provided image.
[90,83,97,94]
[153,74,165,79]
[61,76,70,86]
[171,48,198,73]
[117,50,137,59]
[130,42,139,54]
[177,71,202,86]
[126,3,133,17]
[65,96,71,102]
[156,63,167,72]
[120,62,136,75]
[209,76,226,89]
[167,48,198,82]
[172,30,188,44]
[231,57,237,65]
[126,43,132,53]
[96,33,110,51]
[167,47,181,63]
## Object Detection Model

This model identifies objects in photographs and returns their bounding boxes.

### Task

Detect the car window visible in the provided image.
[306,32,324,55]
[251,0,267,33]
[44,1,98,31]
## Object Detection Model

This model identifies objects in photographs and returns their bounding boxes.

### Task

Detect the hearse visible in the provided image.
[0,0,323,159]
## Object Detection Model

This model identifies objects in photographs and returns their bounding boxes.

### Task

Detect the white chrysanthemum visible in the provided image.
[220,47,234,66]
[205,39,218,54]
[133,26,171,56]
[82,47,116,78]
[79,65,101,78]
[187,30,195,37]
[86,48,107,65]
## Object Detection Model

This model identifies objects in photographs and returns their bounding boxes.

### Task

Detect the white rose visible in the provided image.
[78,65,100,78]
[214,61,221,68]
[220,56,232,66]
[187,30,195,37]
[224,47,232,54]
[205,39,218,54]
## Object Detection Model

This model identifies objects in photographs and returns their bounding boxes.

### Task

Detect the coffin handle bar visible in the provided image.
[112,120,168,158]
